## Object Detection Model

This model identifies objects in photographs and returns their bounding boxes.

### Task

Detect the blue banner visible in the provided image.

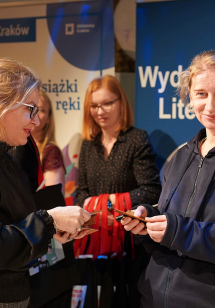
[135,0,215,169]
[0,18,36,43]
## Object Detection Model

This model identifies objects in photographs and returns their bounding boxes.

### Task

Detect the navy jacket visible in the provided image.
[137,128,215,308]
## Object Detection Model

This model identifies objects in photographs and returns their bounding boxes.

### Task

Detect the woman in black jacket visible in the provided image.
[0,58,90,307]
[121,50,215,308]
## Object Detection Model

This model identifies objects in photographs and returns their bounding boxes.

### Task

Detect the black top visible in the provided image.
[14,137,78,308]
[77,127,161,207]
[0,142,52,303]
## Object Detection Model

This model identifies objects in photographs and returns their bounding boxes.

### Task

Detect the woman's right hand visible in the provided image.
[121,206,148,235]
[83,197,92,209]
[48,206,91,234]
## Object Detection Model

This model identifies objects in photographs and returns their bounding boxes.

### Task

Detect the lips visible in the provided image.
[24,129,31,136]
[203,114,215,120]
[98,117,108,121]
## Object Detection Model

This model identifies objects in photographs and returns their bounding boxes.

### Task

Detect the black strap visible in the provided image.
[161,142,195,213]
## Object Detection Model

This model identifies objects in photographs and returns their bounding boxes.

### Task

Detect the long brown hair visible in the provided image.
[82,75,133,140]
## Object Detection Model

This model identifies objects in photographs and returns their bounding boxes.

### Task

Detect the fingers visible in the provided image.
[121,206,148,236]
[120,216,132,225]
[123,218,140,230]
[145,215,167,222]
[133,206,147,218]
[48,206,91,234]
[81,208,91,221]
[53,231,71,244]
[130,222,147,235]
[107,211,114,226]
[146,215,167,243]
[74,229,90,239]
[83,197,92,208]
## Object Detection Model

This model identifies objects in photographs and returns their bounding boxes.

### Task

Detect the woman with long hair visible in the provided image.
[31,90,65,194]
[77,75,161,308]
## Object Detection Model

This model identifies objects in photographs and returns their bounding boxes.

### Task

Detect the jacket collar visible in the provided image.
[0,141,13,157]
[187,128,215,155]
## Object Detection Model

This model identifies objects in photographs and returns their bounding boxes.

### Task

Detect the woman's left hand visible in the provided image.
[146,215,167,242]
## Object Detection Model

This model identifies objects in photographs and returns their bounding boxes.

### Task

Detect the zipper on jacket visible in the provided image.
[184,156,204,217]
[164,268,172,308]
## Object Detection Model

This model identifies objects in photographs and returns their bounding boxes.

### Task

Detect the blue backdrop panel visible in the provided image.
[135,0,215,169]
[46,1,114,71]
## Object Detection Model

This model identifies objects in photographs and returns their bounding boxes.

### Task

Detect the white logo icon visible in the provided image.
[65,23,74,35]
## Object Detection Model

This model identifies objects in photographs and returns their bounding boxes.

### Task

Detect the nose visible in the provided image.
[97,105,105,115]
[205,94,215,112]
[31,114,40,126]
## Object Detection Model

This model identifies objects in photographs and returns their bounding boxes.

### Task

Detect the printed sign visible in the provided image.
[0,0,114,203]
[71,285,87,308]
[135,0,215,169]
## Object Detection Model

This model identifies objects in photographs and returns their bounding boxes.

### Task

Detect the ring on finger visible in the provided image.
[76,226,83,232]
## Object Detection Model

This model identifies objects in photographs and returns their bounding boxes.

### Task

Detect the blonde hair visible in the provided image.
[36,90,58,162]
[178,50,215,104]
[0,58,41,139]
[82,75,133,140]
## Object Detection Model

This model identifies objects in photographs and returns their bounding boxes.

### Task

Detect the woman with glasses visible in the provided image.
[0,58,91,308]
[76,75,161,308]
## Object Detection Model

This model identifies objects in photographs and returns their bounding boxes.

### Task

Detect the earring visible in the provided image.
[189,105,195,113]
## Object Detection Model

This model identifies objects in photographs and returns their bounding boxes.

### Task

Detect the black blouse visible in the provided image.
[77,127,161,207]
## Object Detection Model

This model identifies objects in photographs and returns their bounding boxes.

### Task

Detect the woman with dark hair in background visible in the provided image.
[77,75,161,307]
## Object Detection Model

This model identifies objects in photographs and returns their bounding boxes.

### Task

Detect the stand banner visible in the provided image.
[0,0,114,202]
[135,0,215,171]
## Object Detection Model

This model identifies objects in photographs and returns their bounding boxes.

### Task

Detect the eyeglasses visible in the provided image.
[21,103,39,119]
[90,97,120,114]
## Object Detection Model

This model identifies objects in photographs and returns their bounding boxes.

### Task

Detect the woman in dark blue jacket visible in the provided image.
[121,50,215,308]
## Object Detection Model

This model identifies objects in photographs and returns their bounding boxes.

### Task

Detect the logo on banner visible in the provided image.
[0,18,36,43]
[65,23,74,35]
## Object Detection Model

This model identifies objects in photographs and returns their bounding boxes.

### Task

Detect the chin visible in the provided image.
[16,138,28,146]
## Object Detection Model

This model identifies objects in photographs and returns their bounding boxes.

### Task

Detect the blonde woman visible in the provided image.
[122,50,215,308]
[0,58,90,307]
[31,90,65,194]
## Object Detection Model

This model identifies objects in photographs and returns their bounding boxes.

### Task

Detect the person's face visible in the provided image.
[1,88,40,146]
[90,87,121,131]
[190,68,215,133]
[32,95,50,135]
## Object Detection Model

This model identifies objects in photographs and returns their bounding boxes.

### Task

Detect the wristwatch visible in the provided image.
[36,209,56,238]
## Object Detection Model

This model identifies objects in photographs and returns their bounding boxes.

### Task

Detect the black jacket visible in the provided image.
[0,142,50,303]
[137,128,215,308]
